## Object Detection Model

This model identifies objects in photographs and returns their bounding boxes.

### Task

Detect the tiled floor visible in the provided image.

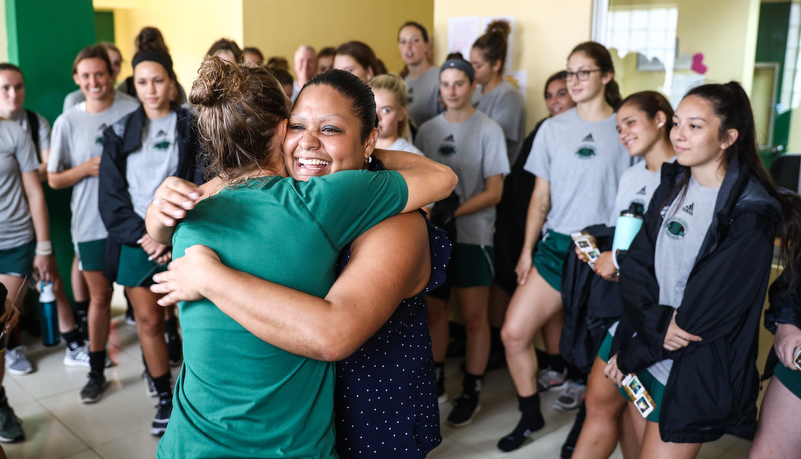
[3,302,754,459]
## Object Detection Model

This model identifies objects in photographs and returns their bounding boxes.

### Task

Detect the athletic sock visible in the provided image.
[434,362,445,396]
[152,372,172,402]
[74,301,89,338]
[497,393,546,452]
[0,386,8,407]
[62,328,85,351]
[89,350,106,375]
[462,372,484,399]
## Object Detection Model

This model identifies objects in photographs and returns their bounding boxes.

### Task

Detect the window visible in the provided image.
[605,6,679,71]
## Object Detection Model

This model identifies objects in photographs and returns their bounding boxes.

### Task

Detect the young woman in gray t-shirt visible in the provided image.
[572,91,676,458]
[498,42,628,452]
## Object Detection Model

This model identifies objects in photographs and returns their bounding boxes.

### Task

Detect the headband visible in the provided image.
[132,51,175,80]
[440,59,475,83]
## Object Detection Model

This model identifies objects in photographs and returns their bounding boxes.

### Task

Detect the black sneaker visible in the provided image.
[447,394,481,427]
[80,371,106,404]
[151,400,172,436]
[0,405,24,443]
[167,332,182,367]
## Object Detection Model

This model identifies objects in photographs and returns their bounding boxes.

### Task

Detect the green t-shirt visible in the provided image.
[158,170,408,459]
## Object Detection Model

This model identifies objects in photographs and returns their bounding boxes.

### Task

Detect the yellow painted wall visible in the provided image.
[95,0,243,89]
[0,0,7,63]
[433,0,593,131]
[610,0,760,97]
[242,0,434,79]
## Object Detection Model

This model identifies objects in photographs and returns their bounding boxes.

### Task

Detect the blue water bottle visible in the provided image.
[39,282,60,347]
[612,203,645,252]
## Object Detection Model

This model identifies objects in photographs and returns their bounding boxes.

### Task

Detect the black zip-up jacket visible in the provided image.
[99,104,204,284]
[611,157,782,443]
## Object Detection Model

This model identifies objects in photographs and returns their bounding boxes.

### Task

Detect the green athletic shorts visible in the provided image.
[598,331,664,423]
[0,240,36,276]
[532,230,572,292]
[117,244,166,287]
[452,243,495,288]
[774,361,801,400]
[76,239,106,272]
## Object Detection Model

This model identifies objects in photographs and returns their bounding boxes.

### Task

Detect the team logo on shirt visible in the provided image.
[582,133,594,142]
[95,123,108,145]
[443,134,455,142]
[575,145,596,159]
[156,130,167,137]
[636,186,647,196]
[408,87,414,104]
[154,140,172,150]
[664,217,687,240]
[682,203,694,216]
[438,144,456,156]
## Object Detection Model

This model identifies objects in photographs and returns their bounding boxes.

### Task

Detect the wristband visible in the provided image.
[612,249,621,270]
[35,240,53,256]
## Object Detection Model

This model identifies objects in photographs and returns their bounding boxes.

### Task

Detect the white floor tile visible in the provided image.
[428,437,492,459]
[92,428,160,459]
[59,450,103,459]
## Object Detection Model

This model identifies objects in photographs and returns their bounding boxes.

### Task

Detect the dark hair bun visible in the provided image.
[485,20,511,39]
[189,56,247,108]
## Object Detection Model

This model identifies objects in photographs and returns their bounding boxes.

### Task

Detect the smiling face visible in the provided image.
[374,88,403,141]
[439,68,475,112]
[398,26,428,67]
[566,51,611,105]
[334,54,372,83]
[544,78,573,117]
[0,70,25,118]
[73,57,114,102]
[134,61,172,113]
[670,95,735,169]
[284,84,375,180]
[616,102,665,158]
[469,47,498,86]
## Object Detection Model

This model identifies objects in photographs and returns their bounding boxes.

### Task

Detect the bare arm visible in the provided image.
[47,156,99,189]
[515,178,551,285]
[152,212,431,361]
[372,149,457,212]
[453,174,503,218]
[21,170,54,282]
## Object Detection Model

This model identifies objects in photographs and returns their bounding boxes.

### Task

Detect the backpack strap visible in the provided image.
[25,109,41,158]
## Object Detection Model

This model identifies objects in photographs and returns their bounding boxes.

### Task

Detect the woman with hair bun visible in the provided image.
[147,60,455,458]
[117,27,187,105]
[498,41,629,450]
[471,20,526,164]
[370,74,422,154]
[334,41,383,83]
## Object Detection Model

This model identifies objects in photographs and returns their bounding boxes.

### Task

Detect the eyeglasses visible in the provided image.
[565,69,602,81]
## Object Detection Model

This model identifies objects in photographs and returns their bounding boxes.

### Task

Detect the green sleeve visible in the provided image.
[288,169,409,251]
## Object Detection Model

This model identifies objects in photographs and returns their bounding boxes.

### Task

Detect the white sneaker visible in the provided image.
[4,347,33,375]
[554,382,587,412]
[64,344,90,367]
[63,344,112,368]
[536,367,568,393]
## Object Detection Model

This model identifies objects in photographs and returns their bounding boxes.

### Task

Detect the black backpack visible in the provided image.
[25,109,41,159]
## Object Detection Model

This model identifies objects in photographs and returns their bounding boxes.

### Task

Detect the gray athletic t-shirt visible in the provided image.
[48,94,140,244]
[405,67,441,128]
[524,108,630,235]
[476,80,526,165]
[647,177,720,384]
[0,121,40,249]
[415,111,510,245]
[122,112,180,219]
[12,110,51,153]
[606,159,672,227]
[388,137,423,156]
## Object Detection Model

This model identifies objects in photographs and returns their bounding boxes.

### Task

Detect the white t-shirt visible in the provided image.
[388,137,423,156]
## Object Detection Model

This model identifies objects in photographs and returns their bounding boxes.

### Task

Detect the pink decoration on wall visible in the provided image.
[691,53,708,74]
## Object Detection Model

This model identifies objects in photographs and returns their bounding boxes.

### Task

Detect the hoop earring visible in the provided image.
[364,156,373,165]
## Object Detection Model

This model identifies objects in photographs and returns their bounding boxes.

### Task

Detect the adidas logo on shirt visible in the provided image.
[682,203,694,216]
[443,134,455,142]
[582,133,594,142]
[156,130,167,137]
[636,186,647,196]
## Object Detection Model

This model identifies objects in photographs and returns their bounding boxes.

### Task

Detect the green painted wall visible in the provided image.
[95,10,115,44]
[755,1,792,153]
[6,0,96,304]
